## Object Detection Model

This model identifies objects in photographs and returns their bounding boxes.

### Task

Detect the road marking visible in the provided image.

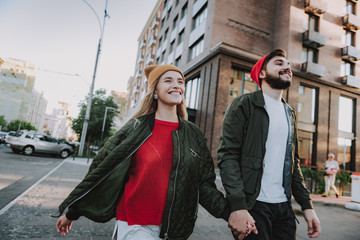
[0,160,65,216]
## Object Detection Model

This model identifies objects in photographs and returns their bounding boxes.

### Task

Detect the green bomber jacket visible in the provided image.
[218,90,313,212]
[55,113,230,240]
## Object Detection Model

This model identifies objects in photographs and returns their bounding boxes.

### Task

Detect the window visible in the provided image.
[228,68,255,104]
[176,0,180,6]
[338,96,355,170]
[173,15,178,29]
[170,41,175,53]
[178,30,184,45]
[161,18,165,29]
[344,0,356,15]
[301,47,318,63]
[297,85,318,166]
[341,61,354,76]
[158,37,163,48]
[156,57,160,64]
[188,37,204,61]
[161,51,166,62]
[175,57,181,67]
[167,7,172,19]
[342,30,355,46]
[181,3,188,19]
[192,6,208,30]
[164,28,169,40]
[163,0,167,9]
[185,77,200,109]
[308,14,319,32]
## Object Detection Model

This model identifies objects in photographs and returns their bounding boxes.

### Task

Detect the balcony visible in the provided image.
[137,55,144,65]
[170,27,177,42]
[341,74,360,88]
[151,17,159,30]
[304,0,327,16]
[301,61,326,77]
[167,0,173,11]
[342,13,360,30]
[179,17,186,32]
[146,54,155,66]
[161,39,168,52]
[189,20,206,46]
[302,30,326,48]
[139,39,146,49]
[342,46,360,62]
[192,0,208,17]
[148,36,157,47]
[175,43,183,59]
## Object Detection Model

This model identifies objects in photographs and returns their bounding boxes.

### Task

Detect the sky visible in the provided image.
[0,0,158,117]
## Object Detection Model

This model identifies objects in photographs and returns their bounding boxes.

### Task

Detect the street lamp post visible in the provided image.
[100,106,116,144]
[78,0,110,156]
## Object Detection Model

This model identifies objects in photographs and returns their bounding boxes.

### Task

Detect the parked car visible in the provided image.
[2,131,16,144]
[7,130,74,158]
[0,132,7,144]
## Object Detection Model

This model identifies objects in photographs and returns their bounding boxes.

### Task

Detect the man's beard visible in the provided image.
[264,72,291,90]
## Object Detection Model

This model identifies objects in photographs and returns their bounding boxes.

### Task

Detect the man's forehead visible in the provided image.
[270,56,289,63]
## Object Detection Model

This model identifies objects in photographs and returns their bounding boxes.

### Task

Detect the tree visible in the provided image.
[7,120,37,131]
[72,89,119,154]
[0,116,7,131]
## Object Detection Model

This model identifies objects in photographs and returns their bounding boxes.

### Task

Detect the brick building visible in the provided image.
[130,0,360,172]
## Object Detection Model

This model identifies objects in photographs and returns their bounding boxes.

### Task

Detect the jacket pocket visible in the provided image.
[240,155,262,194]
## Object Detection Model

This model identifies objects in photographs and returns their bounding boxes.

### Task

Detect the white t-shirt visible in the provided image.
[325,160,339,175]
[257,93,288,203]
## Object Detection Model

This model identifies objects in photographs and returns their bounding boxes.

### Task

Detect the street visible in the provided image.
[0,145,360,240]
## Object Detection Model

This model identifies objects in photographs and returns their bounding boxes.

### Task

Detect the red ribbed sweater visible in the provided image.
[116,119,179,225]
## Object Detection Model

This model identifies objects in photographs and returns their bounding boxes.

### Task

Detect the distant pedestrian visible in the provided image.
[322,153,340,198]
[54,64,230,240]
[218,49,321,240]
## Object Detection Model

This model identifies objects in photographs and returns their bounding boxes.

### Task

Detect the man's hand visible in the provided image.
[303,209,321,238]
[56,215,73,236]
[228,209,258,240]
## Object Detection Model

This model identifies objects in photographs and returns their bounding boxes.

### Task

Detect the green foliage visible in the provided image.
[72,89,119,150]
[0,115,7,131]
[336,170,351,186]
[7,120,37,131]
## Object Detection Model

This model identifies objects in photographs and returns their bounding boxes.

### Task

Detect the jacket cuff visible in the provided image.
[299,199,314,211]
[229,198,248,212]
[66,208,80,220]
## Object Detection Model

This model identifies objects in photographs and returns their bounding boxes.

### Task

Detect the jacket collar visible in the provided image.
[146,112,184,130]
[252,90,293,111]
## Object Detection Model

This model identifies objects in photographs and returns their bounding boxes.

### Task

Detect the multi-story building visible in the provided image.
[110,90,128,128]
[130,0,360,172]
[127,0,163,116]
[42,101,77,141]
[0,58,47,130]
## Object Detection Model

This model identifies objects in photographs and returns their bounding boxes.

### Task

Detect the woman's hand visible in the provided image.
[56,215,73,236]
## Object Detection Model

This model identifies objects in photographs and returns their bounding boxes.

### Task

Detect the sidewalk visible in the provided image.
[1,158,359,240]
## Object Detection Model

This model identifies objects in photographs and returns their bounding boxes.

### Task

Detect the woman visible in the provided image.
[55,65,230,240]
[323,153,340,198]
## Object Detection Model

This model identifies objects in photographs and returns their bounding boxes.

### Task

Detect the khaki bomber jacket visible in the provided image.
[218,90,313,212]
[55,113,230,240]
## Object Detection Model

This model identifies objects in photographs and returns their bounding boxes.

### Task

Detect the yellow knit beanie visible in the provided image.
[144,64,185,86]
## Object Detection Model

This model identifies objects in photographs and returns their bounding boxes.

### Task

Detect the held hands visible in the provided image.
[303,209,321,238]
[56,215,73,236]
[228,209,258,240]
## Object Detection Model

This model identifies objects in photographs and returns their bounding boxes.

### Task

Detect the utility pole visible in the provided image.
[78,0,110,156]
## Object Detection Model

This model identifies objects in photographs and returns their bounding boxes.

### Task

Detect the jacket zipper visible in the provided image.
[63,133,152,214]
[164,131,181,240]
[189,148,200,158]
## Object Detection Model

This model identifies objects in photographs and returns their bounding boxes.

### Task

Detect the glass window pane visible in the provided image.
[297,85,316,124]
[337,137,352,170]
[243,72,256,95]
[338,96,353,132]
[298,130,313,166]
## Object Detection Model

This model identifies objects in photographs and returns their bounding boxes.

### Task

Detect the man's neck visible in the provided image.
[261,82,283,102]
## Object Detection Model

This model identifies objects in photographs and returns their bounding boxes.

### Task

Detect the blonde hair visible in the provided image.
[132,73,188,120]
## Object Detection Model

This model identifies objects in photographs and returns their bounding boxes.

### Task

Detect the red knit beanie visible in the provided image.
[250,54,269,87]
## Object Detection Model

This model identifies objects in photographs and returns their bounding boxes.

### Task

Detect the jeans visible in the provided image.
[246,201,296,240]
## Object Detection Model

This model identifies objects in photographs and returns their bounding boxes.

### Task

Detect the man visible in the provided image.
[218,49,321,240]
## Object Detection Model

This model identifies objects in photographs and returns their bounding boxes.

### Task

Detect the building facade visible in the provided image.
[130,0,360,172]
[0,58,47,130]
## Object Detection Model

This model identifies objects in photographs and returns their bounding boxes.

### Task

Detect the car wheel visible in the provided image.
[23,146,34,156]
[60,150,69,159]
